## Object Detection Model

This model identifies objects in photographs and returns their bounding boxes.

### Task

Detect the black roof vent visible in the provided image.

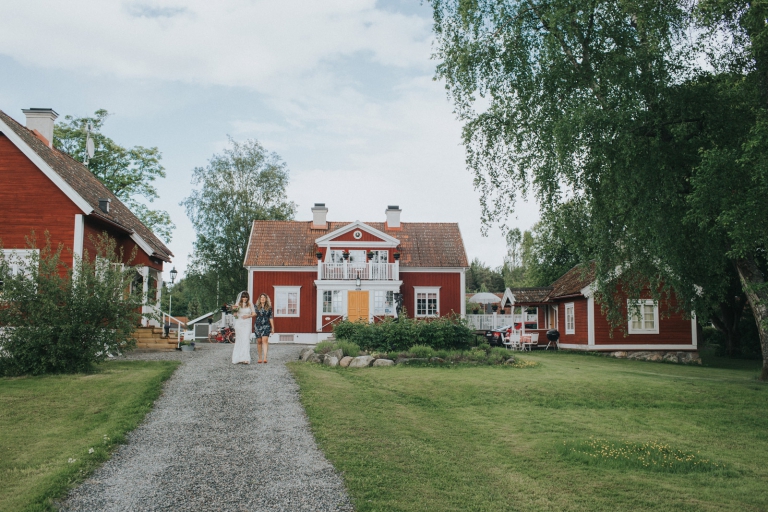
[98,198,111,214]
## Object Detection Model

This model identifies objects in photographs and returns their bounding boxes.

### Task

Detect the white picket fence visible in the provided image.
[466,314,514,330]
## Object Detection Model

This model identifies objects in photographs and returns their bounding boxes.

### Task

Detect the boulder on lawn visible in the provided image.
[339,356,353,367]
[307,353,324,364]
[372,359,394,367]
[395,357,411,365]
[678,352,694,364]
[504,357,517,365]
[299,348,314,361]
[323,355,339,367]
[428,357,445,363]
[329,349,344,361]
[348,355,375,368]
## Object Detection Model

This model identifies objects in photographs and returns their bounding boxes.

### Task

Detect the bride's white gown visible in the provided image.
[232,306,253,364]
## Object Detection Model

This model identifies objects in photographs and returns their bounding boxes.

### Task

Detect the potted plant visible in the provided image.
[491,304,498,312]
[179,341,195,352]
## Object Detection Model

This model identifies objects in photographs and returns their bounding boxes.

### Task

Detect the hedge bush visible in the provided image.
[332,315,473,353]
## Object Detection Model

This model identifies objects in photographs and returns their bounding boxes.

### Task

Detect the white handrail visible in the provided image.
[162,312,185,345]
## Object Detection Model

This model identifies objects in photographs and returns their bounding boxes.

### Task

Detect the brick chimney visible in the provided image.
[385,205,401,230]
[22,108,58,148]
[311,203,328,229]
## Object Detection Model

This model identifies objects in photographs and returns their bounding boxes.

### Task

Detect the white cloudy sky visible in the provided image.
[0,0,539,281]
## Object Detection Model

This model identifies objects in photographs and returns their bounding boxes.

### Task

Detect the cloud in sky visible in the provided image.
[0,0,539,280]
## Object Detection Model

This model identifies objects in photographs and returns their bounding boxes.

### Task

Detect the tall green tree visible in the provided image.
[53,110,174,243]
[429,0,768,378]
[182,138,295,309]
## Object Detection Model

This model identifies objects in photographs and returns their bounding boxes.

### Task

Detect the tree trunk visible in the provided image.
[710,294,746,356]
[735,258,768,380]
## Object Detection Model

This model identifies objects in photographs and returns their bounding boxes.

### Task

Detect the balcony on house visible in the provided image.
[318,261,399,281]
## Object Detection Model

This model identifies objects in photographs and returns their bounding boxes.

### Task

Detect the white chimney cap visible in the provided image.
[385,205,401,229]
[22,108,58,148]
[311,203,328,229]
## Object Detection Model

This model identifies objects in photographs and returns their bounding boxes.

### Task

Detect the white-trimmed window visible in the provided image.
[1,249,38,279]
[327,250,344,263]
[524,307,538,330]
[322,290,343,314]
[628,299,659,334]
[415,287,440,317]
[274,286,300,317]
[374,290,395,315]
[565,302,575,335]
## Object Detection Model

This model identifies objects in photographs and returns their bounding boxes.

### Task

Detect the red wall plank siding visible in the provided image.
[400,272,462,318]
[330,230,385,242]
[251,271,316,333]
[0,134,79,260]
[81,217,163,271]
[557,298,589,344]
[593,298,693,346]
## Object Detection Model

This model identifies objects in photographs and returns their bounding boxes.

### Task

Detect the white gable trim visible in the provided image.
[500,288,515,308]
[315,220,400,247]
[130,233,155,258]
[0,117,93,214]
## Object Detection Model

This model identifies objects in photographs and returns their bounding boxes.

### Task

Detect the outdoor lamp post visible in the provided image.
[168,267,177,337]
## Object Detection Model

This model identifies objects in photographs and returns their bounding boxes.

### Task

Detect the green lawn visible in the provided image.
[289,353,768,512]
[0,360,179,512]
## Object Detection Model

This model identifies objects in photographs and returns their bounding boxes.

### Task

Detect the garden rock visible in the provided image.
[396,358,428,365]
[339,356,353,367]
[612,351,627,358]
[323,356,339,367]
[663,353,679,363]
[505,357,516,365]
[307,353,323,364]
[372,359,394,367]
[299,348,314,361]
[429,357,445,363]
[647,354,663,362]
[348,355,375,368]
[329,349,344,361]
[627,351,651,360]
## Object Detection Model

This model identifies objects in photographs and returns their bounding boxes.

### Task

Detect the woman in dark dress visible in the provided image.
[254,293,275,363]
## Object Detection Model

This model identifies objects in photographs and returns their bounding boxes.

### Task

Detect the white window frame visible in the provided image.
[274,286,301,317]
[414,286,440,318]
[627,299,660,334]
[524,306,538,330]
[322,290,343,314]
[565,302,575,335]
[1,249,38,278]
[374,290,395,315]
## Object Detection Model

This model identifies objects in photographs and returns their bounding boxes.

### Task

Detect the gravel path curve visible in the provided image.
[61,344,353,512]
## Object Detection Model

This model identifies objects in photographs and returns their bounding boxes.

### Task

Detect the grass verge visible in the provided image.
[290,352,768,511]
[0,360,179,512]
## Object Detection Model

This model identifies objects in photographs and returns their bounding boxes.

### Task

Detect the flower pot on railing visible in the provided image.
[343,251,350,260]
[316,251,323,260]
[367,251,374,260]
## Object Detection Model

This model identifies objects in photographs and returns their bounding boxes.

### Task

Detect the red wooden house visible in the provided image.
[244,204,468,343]
[0,108,173,326]
[498,264,697,351]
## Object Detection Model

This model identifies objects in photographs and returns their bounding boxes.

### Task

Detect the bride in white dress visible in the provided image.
[231,291,255,364]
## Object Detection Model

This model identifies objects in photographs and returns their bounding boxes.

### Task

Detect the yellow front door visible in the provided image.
[347,291,369,322]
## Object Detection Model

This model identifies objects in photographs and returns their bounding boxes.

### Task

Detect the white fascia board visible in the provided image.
[558,343,697,351]
[188,311,215,324]
[317,240,397,249]
[315,280,402,290]
[500,288,515,307]
[315,220,400,245]
[0,119,93,215]
[130,233,155,258]
[243,220,256,268]
[248,266,316,272]
[399,267,466,273]
[580,282,596,298]
[691,313,698,347]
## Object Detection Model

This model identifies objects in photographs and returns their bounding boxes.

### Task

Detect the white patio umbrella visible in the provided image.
[469,292,501,304]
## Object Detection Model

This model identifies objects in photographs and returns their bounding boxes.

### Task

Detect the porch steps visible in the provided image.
[133,327,177,351]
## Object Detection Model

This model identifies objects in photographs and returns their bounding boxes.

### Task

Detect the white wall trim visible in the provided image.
[130,233,155,258]
[565,302,575,335]
[315,220,400,246]
[460,268,466,316]
[248,269,254,305]
[691,314,698,348]
[243,220,256,268]
[0,119,93,215]
[73,214,84,263]
[314,280,402,290]
[587,296,595,346]
[559,343,697,351]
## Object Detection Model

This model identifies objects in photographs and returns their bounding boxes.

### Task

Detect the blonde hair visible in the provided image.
[257,293,272,311]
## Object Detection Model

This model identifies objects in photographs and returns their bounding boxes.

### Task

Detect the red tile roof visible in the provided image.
[244,221,468,268]
[0,110,172,261]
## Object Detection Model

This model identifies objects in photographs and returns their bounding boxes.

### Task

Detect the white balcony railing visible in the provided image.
[319,262,399,281]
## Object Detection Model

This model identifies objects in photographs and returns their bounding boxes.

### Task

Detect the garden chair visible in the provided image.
[520,334,533,351]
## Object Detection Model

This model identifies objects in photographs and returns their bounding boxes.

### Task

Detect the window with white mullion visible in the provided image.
[565,303,575,335]
[322,290,343,314]
[374,290,395,315]
[415,287,439,317]
[274,286,301,317]
[628,300,659,334]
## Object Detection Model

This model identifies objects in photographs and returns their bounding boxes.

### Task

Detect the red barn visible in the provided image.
[243,204,468,344]
[0,108,173,327]
[493,264,697,352]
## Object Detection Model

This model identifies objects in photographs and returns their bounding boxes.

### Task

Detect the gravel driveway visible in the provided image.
[61,344,353,512]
